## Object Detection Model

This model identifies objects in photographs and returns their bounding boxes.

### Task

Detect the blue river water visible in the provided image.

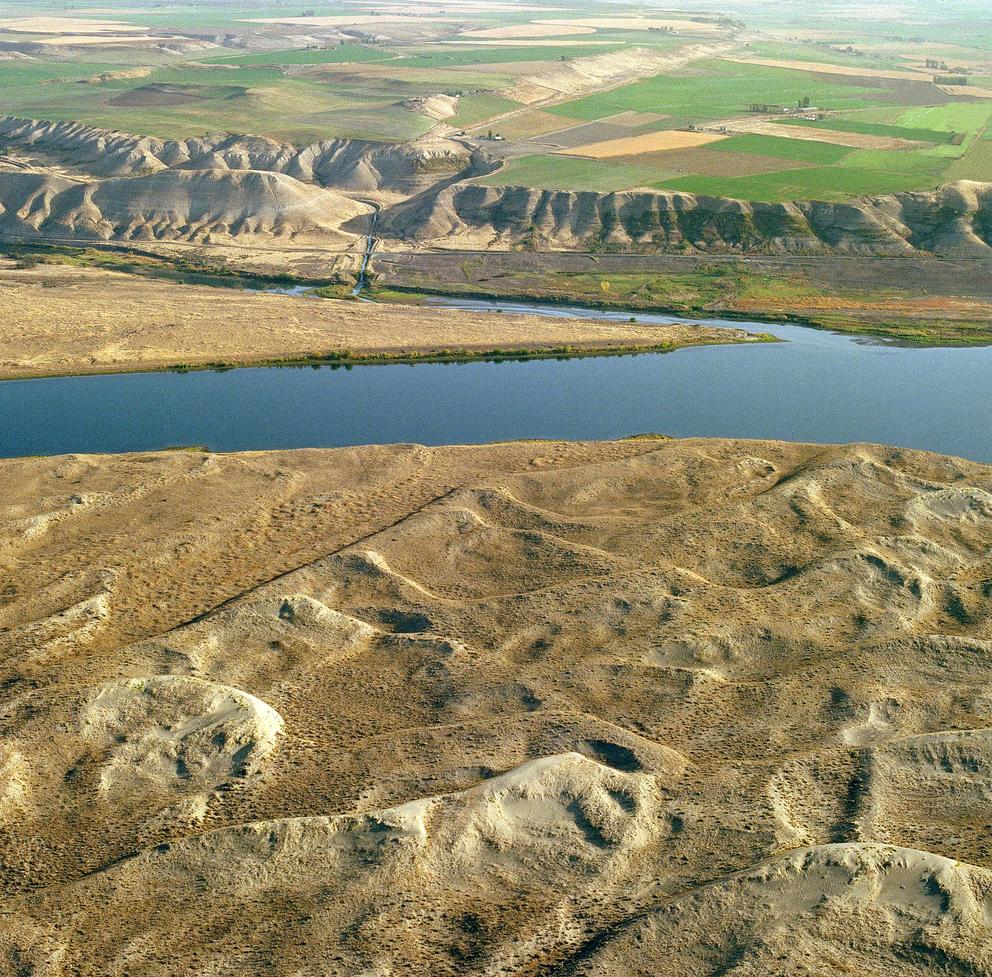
[1,299,990,461]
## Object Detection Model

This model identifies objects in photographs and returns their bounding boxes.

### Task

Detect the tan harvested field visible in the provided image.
[32,34,172,45]
[0,16,145,33]
[534,16,723,32]
[560,129,726,159]
[460,23,596,38]
[938,84,992,99]
[724,56,932,83]
[490,108,578,139]
[3,435,992,974]
[615,146,809,177]
[723,117,923,150]
[0,263,754,379]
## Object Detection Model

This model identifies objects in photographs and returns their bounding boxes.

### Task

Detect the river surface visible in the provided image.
[2,300,990,461]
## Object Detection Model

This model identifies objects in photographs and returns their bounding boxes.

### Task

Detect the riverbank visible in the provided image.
[373,251,992,347]
[0,262,762,381]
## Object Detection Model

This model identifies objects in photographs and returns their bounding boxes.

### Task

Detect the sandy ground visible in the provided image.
[1,436,990,974]
[0,263,754,379]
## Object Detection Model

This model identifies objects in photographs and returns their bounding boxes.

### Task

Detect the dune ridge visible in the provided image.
[1,437,990,973]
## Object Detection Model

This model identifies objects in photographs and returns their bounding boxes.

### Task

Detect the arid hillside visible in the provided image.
[2,115,991,256]
[1,437,990,974]
[380,179,992,255]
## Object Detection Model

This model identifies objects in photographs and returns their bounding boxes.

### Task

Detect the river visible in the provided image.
[1,300,990,461]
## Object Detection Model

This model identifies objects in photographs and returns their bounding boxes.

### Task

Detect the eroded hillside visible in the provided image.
[1,437,990,974]
[2,115,991,255]
[380,180,992,255]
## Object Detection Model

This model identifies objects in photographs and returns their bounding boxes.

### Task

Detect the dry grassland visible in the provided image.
[607,110,670,126]
[560,129,726,158]
[0,263,752,379]
[439,38,613,47]
[2,435,991,974]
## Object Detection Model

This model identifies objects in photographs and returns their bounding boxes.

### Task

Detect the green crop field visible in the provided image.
[549,59,896,125]
[947,137,992,181]
[653,162,948,202]
[0,0,989,199]
[388,44,624,68]
[477,154,676,193]
[710,134,852,164]
[202,45,395,67]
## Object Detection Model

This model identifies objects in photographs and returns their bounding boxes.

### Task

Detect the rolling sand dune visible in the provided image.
[1,436,990,972]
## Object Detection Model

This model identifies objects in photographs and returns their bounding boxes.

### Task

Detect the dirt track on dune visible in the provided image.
[1,436,991,974]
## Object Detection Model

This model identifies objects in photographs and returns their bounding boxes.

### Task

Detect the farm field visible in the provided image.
[478,45,992,201]
[0,0,990,201]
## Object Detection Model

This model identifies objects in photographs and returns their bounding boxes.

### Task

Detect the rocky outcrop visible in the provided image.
[378,179,992,256]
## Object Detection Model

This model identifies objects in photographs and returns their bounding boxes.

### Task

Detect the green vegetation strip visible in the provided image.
[549,59,893,123]
[388,44,624,68]
[779,117,959,144]
[709,133,851,163]
[201,45,394,66]
[161,337,754,375]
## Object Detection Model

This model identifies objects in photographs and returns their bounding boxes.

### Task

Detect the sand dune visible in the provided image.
[1,436,990,972]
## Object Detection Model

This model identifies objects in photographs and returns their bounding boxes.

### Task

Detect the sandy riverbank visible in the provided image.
[0,262,759,379]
